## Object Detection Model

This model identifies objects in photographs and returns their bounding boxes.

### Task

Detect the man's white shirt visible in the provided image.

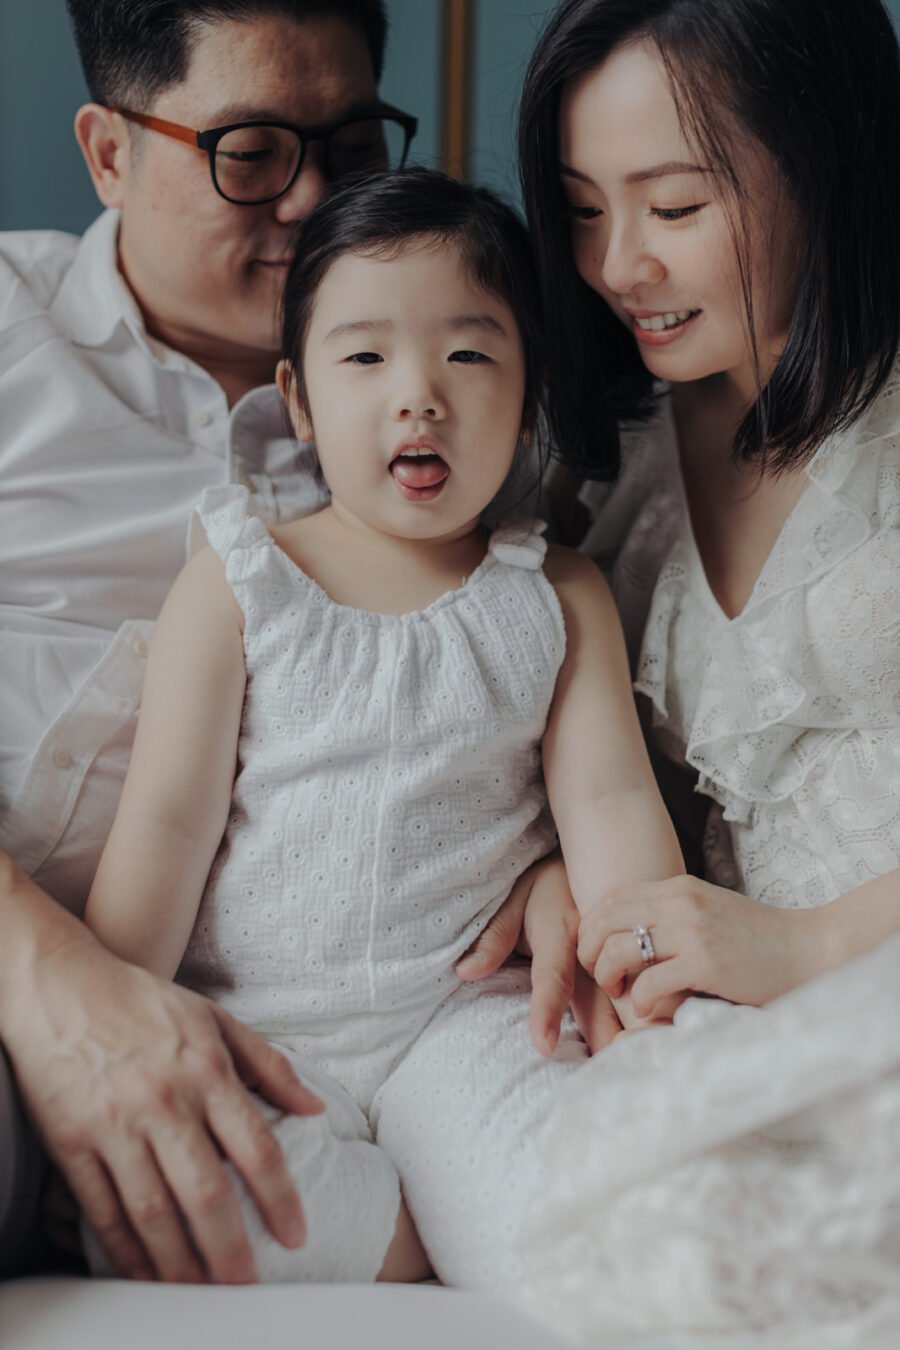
[0,210,325,914]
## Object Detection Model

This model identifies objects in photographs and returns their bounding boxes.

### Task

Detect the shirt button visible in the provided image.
[132,637,149,659]
[193,409,213,429]
[52,747,72,770]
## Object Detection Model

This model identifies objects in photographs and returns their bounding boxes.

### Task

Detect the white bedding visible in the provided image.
[0,1278,677,1350]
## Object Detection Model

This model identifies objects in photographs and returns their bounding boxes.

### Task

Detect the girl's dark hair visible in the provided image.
[520,0,900,479]
[281,167,545,435]
[65,0,388,106]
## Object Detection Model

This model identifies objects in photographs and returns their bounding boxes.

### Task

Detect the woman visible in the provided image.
[511,0,900,1338]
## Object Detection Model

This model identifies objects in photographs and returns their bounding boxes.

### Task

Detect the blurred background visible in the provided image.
[2,0,900,235]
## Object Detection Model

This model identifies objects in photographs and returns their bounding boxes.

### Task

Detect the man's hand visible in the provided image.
[1,876,323,1284]
[456,851,623,1055]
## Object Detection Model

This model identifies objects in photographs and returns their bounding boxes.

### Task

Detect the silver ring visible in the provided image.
[633,925,656,966]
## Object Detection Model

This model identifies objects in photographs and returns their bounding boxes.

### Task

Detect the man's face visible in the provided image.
[116,14,380,366]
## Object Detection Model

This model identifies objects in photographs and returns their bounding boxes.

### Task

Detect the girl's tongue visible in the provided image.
[391,453,449,490]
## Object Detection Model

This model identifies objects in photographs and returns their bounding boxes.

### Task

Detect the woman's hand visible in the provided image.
[456,851,623,1055]
[578,875,829,1015]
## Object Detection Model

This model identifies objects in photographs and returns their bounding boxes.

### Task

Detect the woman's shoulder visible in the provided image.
[809,357,900,495]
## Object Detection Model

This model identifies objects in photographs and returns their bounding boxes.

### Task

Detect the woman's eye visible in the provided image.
[566,203,602,221]
[651,204,705,221]
[346,351,382,365]
[449,350,487,364]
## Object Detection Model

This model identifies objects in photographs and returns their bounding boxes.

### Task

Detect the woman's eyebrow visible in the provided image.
[559,161,709,184]
[625,160,709,183]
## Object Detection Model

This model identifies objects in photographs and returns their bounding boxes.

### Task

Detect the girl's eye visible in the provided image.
[449,350,488,364]
[346,352,383,365]
[651,204,705,221]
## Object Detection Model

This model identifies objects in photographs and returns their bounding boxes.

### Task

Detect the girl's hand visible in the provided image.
[456,851,623,1055]
[578,875,829,1016]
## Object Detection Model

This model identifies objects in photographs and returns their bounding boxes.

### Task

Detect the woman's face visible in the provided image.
[558,40,802,402]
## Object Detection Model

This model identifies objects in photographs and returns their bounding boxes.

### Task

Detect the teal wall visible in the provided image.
[2,0,900,234]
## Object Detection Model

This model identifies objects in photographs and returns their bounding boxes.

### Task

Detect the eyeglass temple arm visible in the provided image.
[110,108,199,147]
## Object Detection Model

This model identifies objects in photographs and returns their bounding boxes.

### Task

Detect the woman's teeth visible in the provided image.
[634,310,695,331]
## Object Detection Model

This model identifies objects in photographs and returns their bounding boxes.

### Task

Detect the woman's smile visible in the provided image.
[559,40,802,402]
[627,308,700,344]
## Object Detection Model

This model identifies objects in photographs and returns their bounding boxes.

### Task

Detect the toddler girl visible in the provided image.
[85,168,683,1286]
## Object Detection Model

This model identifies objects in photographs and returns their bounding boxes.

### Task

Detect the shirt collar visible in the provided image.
[50,208,148,349]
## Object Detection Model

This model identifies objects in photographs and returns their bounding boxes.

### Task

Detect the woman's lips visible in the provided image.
[629,308,700,346]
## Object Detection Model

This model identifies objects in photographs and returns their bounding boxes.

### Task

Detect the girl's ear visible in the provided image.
[276,359,314,442]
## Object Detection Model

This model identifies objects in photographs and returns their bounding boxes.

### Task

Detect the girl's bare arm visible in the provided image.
[85,545,246,979]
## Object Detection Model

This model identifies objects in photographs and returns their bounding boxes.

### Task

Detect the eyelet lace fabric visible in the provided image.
[519,943,900,1346]
[519,369,900,1344]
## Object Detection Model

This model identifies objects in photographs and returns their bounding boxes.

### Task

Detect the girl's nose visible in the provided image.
[394,372,446,421]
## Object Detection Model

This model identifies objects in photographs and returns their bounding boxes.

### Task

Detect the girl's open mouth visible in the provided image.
[390,447,450,501]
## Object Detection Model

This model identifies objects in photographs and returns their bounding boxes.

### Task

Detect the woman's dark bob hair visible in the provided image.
[520,0,900,478]
[281,167,545,435]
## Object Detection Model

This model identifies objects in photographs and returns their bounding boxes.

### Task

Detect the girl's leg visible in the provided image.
[370,968,588,1289]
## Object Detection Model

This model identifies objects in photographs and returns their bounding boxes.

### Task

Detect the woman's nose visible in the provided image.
[600,223,666,296]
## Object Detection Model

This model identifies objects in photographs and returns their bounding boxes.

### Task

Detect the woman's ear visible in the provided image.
[276,359,314,441]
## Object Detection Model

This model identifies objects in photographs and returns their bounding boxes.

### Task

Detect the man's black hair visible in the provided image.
[66,0,388,107]
[519,0,900,478]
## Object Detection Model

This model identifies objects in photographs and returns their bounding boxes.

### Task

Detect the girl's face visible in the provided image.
[282,236,527,543]
[559,40,803,402]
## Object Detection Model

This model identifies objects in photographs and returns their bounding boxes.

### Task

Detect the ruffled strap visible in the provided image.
[487,518,548,570]
[189,484,270,564]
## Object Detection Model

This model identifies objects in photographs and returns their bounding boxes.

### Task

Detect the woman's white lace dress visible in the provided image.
[518,368,900,1345]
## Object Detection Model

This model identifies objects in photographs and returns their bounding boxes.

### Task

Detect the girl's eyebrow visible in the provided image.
[560,160,709,185]
[324,315,508,342]
[325,319,387,341]
[447,315,507,336]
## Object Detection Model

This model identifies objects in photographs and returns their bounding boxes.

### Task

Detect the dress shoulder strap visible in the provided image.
[487,518,548,571]
[189,484,270,565]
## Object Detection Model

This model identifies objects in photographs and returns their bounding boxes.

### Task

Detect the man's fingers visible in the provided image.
[205,1084,308,1258]
[571,965,623,1054]
[456,877,530,979]
[150,1120,261,1285]
[219,1011,324,1117]
[62,1150,157,1283]
[106,1139,209,1284]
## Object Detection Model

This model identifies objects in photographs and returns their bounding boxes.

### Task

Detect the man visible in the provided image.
[0,0,612,1287]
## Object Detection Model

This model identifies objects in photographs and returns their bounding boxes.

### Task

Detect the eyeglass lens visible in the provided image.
[213,117,408,202]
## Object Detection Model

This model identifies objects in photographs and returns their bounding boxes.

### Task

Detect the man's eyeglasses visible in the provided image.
[111,105,418,205]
